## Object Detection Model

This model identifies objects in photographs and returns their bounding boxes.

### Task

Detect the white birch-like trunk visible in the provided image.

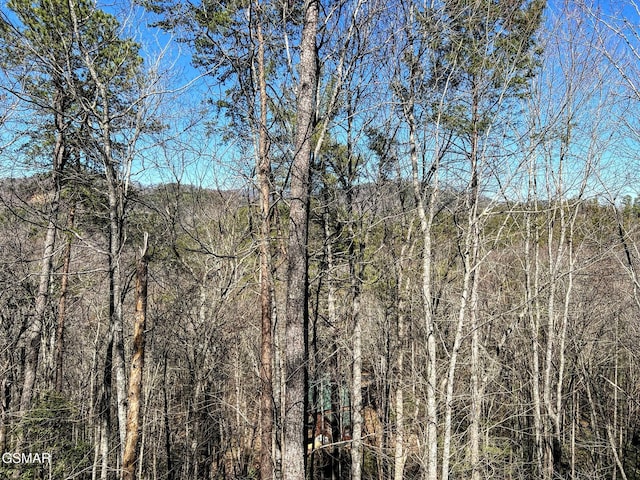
[350,293,363,480]
[393,224,414,480]
[405,100,438,480]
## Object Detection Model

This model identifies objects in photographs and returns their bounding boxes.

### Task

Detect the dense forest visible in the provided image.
[1,0,640,479]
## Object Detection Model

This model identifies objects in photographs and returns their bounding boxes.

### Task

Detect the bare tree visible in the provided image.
[283,0,319,477]
[122,234,149,480]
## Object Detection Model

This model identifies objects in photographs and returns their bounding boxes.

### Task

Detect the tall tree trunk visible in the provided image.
[404,93,438,480]
[345,108,367,480]
[122,234,149,480]
[106,157,128,455]
[0,374,10,453]
[19,86,68,419]
[468,92,482,480]
[524,152,544,476]
[255,3,274,478]
[283,0,318,478]
[393,222,414,480]
[321,190,342,480]
[68,0,133,456]
[469,250,481,480]
[162,350,174,480]
[54,205,75,392]
[350,293,363,480]
[100,334,114,480]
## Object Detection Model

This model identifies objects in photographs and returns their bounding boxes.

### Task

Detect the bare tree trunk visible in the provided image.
[522,144,546,477]
[392,377,404,480]
[543,199,559,479]
[542,111,579,478]
[122,234,149,480]
[162,351,174,480]
[54,205,75,392]
[468,94,482,480]
[100,334,114,480]
[606,421,629,480]
[0,375,10,452]
[20,211,56,411]
[68,1,131,453]
[90,316,103,480]
[469,252,481,480]
[441,215,475,480]
[350,290,363,480]
[19,86,67,418]
[103,152,128,459]
[404,92,438,480]
[254,3,274,478]
[392,218,415,480]
[283,0,318,478]
[321,192,342,480]
[274,294,285,480]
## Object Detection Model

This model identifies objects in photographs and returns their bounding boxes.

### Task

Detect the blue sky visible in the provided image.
[2,0,640,200]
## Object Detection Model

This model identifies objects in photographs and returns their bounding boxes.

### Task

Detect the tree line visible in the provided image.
[1,0,640,479]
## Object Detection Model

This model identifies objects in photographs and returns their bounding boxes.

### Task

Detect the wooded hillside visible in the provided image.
[1,1,640,479]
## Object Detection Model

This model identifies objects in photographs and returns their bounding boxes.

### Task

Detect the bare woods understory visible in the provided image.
[2,0,640,479]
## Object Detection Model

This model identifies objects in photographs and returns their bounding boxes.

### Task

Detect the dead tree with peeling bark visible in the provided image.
[123,233,149,480]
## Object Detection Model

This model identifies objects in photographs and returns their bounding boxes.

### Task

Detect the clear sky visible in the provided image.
[2,0,640,200]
